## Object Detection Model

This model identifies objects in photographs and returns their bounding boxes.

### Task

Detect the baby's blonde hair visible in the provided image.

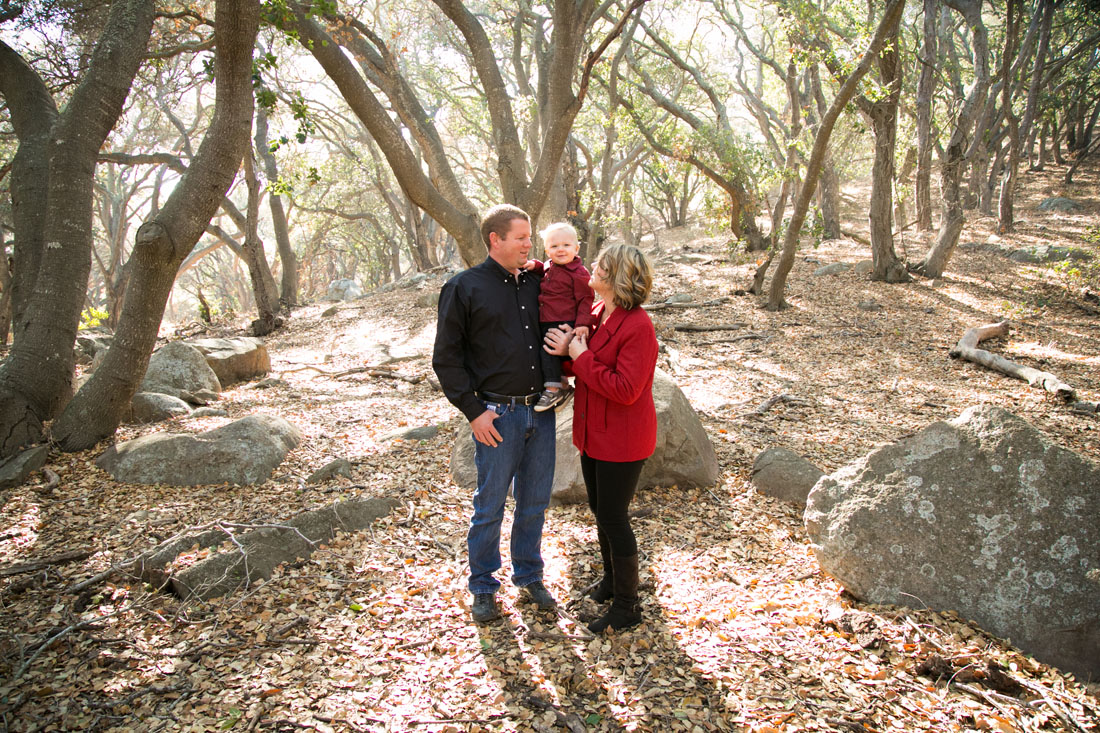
[539,222,579,244]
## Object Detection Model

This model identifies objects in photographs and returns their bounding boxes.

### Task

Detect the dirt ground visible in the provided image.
[1,161,1098,732]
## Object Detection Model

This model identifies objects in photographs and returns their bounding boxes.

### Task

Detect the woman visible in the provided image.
[548,243,658,633]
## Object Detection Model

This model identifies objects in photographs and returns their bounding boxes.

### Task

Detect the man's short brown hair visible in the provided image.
[480,204,530,248]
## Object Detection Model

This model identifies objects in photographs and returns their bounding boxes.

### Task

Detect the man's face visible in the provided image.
[489,217,532,271]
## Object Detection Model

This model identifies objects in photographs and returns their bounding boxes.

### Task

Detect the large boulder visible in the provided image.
[96,414,301,486]
[752,447,824,506]
[140,341,222,400]
[450,369,720,504]
[187,337,271,388]
[804,405,1100,680]
[327,278,363,301]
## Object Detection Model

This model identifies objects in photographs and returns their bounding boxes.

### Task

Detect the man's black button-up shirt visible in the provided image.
[432,257,544,422]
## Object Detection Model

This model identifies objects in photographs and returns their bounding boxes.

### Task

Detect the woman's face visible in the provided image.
[589,259,610,297]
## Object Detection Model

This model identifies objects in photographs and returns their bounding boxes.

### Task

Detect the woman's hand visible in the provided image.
[568,329,588,359]
[543,324,573,355]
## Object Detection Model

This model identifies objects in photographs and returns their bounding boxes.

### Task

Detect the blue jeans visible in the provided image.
[468,400,555,594]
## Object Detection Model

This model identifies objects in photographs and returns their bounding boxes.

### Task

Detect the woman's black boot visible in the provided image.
[589,531,614,603]
[588,554,641,633]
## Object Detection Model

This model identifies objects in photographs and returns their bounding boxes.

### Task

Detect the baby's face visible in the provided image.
[545,232,580,265]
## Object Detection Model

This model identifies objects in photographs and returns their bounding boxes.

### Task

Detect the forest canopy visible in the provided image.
[1,0,1099,455]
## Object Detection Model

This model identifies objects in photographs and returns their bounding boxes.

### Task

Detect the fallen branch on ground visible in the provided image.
[743,393,809,416]
[949,321,1075,401]
[643,297,729,311]
[0,549,92,578]
[673,323,746,332]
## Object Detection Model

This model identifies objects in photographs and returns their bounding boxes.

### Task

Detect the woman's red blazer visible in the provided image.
[570,302,659,462]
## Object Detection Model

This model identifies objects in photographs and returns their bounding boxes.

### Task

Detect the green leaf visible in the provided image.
[349,602,364,612]
[585,713,603,724]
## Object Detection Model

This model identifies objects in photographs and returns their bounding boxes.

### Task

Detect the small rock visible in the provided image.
[381,425,441,443]
[813,262,850,277]
[0,445,50,490]
[191,407,230,418]
[321,305,339,318]
[306,458,354,484]
[857,300,883,312]
[665,293,694,304]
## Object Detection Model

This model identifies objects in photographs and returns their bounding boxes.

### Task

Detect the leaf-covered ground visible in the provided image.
[2,162,1099,732]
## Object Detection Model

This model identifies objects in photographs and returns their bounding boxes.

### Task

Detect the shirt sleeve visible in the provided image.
[572,312,658,405]
[431,280,485,422]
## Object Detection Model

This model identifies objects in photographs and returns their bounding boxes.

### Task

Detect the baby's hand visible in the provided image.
[573,326,590,339]
[523,259,540,271]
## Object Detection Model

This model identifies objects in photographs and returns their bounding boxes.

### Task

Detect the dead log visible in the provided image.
[949,321,1075,401]
[673,323,746,332]
[642,297,729,311]
[0,549,92,577]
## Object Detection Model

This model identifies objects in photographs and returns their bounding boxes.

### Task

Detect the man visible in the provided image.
[433,204,558,623]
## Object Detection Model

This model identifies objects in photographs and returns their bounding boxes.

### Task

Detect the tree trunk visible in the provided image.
[1019,0,1053,172]
[241,147,280,336]
[868,17,909,283]
[915,0,938,232]
[911,0,990,280]
[0,41,58,339]
[51,0,260,452]
[768,0,906,309]
[0,0,155,458]
[0,242,12,345]
[254,105,298,308]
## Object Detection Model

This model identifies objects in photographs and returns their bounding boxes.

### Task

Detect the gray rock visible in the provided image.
[327,278,363,301]
[252,378,288,390]
[166,498,398,600]
[382,425,441,443]
[665,293,694,304]
[415,291,440,308]
[1007,245,1089,264]
[752,448,824,506]
[307,458,354,484]
[321,305,339,318]
[76,334,113,365]
[804,405,1100,680]
[852,260,874,276]
[140,341,222,400]
[187,337,271,387]
[813,262,850,277]
[1037,197,1083,212]
[178,388,219,406]
[191,407,230,418]
[857,300,883,312]
[96,414,302,487]
[0,445,50,490]
[450,369,719,504]
[130,392,193,424]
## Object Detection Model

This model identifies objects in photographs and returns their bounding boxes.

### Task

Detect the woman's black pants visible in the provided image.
[580,453,646,557]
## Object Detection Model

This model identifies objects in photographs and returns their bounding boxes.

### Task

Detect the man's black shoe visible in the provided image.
[471,593,501,623]
[521,581,557,609]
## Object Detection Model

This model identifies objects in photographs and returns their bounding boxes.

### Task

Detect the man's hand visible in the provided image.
[471,409,503,447]
[543,324,574,355]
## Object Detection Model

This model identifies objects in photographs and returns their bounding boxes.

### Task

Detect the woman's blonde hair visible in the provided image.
[596,243,653,310]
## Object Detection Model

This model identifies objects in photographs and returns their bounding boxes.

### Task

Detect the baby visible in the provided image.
[526,222,595,412]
